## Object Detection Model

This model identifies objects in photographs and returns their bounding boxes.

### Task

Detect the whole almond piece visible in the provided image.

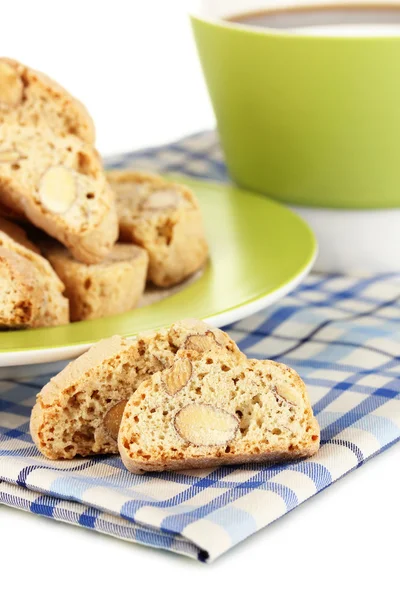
[274,383,298,407]
[174,404,239,446]
[0,62,23,108]
[152,354,166,370]
[162,357,192,395]
[39,166,76,213]
[104,400,128,440]
[185,331,219,353]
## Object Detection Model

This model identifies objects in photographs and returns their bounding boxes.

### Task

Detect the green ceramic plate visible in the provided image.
[0,177,317,367]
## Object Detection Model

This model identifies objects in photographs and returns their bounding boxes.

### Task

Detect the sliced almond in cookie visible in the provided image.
[185,331,220,353]
[39,166,76,214]
[103,400,128,440]
[0,62,23,108]
[174,404,239,446]
[141,189,181,211]
[173,319,236,350]
[274,382,298,407]
[162,358,192,395]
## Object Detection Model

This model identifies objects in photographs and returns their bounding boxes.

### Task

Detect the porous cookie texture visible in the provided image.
[107,170,209,287]
[0,247,44,328]
[0,229,68,327]
[43,242,149,322]
[0,58,95,143]
[0,124,118,263]
[30,319,244,459]
[119,353,320,473]
[0,216,39,253]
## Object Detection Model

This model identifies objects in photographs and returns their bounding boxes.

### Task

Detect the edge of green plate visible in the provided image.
[0,177,317,354]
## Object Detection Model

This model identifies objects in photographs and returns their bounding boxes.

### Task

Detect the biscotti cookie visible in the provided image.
[0,58,95,143]
[0,216,39,253]
[0,124,118,263]
[107,170,209,287]
[43,242,149,321]
[30,319,244,459]
[0,202,26,222]
[119,353,320,473]
[0,247,44,328]
[0,229,68,327]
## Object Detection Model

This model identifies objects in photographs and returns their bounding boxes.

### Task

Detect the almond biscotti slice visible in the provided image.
[0,247,45,328]
[0,124,118,263]
[107,170,209,287]
[118,352,320,473]
[0,229,69,327]
[43,242,149,321]
[0,216,39,253]
[0,58,95,143]
[30,319,244,459]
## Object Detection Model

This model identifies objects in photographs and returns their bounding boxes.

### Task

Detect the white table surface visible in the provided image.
[1,1,399,596]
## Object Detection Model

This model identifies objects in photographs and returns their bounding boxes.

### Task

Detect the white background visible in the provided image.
[1,1,399,598]
[0,0,214,156]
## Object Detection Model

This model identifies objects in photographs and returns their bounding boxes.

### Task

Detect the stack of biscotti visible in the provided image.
[30,319,320,472]
[0,59,209,328]
[0,219,68,328]
[0,58,118,262]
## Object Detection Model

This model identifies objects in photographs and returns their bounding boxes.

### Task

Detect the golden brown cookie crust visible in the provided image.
[0,230,69,327]
[0,216,39,253]
[0,247,45,327]
[43,242,149,321]
[0,57,95,144]
[107,170,209,287]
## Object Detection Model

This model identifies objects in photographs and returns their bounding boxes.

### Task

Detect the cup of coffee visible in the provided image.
[191,2,400,210]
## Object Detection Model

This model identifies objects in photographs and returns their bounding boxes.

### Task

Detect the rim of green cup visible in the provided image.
[190,3,400,41]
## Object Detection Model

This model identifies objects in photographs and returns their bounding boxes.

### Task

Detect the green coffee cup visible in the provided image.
[191,11,400,209]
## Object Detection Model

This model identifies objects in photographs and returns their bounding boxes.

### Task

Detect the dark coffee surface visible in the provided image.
[227,4,400,29]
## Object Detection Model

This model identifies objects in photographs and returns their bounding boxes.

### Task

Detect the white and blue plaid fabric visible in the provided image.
[1,132,399,562]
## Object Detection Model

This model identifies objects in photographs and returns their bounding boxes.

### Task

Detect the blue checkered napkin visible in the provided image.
[1,134,400,563]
